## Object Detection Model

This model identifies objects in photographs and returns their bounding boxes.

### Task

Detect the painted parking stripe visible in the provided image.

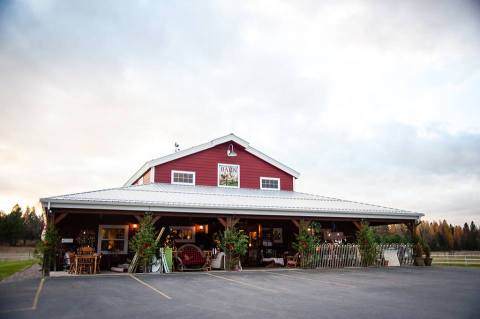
[32,277,45,310]
[129,275,172,300]
[206,273,280,293]
[266,271,356,288]
[0,277,45,314]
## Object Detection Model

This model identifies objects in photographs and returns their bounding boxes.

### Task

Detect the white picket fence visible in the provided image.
[300,243,414,269]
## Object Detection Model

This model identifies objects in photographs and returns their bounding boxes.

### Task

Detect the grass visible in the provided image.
[433,263,480,268]
[0,259,37,280]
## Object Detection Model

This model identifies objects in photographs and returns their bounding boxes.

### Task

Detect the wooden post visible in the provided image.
[352,221,362,231]
[291,219,300,229]
[407,221,416,240]
[226,217,239,229]
[54,213,68,225]
[217,217,227,228]
[218,217,239,230]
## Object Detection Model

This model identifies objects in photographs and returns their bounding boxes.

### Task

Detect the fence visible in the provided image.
[300,243,413,269]
[430,252,480,267]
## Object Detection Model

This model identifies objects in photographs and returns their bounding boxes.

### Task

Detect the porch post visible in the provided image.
[406,220,416,240]
[352,221,362,231]
[219,216,240,271]
[54,213,68,225]
[218,217,239,230]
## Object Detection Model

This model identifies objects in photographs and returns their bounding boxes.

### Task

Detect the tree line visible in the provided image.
[416,220,480,251]
[0,204,44,246]
[369,220,480,251]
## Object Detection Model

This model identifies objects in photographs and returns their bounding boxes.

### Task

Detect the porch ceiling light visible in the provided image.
[227,144,237,157]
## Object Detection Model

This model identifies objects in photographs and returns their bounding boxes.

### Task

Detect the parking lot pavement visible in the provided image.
[1,267,480,319]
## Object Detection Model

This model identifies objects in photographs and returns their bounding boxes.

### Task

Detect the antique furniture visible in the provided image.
[210,252,225,270]
[286,253,300,268]
[175,244,208,271]
[77,246,95,255]
[67,252,76,274]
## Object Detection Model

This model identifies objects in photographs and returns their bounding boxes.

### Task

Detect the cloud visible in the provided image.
[0,0,479,225]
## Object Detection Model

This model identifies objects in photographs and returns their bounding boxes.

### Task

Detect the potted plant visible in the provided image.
[292,221,321,268]
[423,243,432,266]
[35,224,60,276]
[356,223,377,267]
[129,214,159,272]
[221,228,249,270]
[413,242,425,266]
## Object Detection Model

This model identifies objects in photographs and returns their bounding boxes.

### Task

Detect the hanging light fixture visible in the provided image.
[227,144,237,157]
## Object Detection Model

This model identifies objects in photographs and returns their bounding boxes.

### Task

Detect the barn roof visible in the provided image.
[124,133,300,186]
[40,183,423,220]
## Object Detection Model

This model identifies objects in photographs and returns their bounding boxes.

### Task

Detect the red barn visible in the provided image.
[41,134,422,272]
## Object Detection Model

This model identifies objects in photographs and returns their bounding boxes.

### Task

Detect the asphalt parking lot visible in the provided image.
[1,267,479,319]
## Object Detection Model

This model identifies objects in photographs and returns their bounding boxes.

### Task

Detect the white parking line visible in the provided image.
[129,274,172,300]
[206,273,280,293]
[267,270,356,288]
[32,277,45,310]
[0,277,45,314]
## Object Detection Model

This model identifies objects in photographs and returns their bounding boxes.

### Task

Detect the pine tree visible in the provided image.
[23,207,43,243]
[468,221,479,250]
[129,214,158,272]
[5,204,24,245]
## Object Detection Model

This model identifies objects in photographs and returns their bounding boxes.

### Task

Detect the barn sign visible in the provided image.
[218,163,239,188]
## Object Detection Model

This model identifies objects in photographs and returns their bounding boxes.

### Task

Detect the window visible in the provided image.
[97,225,129,254]
[218,163,240,188]
[260,177,280,190]
[171,170,195,185]
[169,226,196,243]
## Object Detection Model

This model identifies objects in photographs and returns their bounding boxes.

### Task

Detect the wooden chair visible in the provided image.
[67,252,77,274]
[286,253,300,268]
[77,246,95,255]
[77,255,96,274]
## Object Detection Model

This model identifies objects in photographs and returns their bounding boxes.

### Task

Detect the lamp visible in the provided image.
[227,144,237,157]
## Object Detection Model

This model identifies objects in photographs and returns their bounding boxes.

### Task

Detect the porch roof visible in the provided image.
[40,183,423,220]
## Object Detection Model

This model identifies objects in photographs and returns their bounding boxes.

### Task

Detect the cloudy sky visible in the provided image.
[0,0,479,225]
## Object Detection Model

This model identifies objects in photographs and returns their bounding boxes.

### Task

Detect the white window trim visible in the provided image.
[97,225,129,255]
[260,177,280,190]
[149,166,155,183]
[217,163,240,188]
[171,170,196,185]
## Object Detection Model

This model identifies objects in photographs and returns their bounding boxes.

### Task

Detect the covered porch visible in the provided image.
[49,208,416,272]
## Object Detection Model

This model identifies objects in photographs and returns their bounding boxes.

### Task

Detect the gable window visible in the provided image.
[260,177,280,190]
[171,170,195,185]
[97,225,128,254]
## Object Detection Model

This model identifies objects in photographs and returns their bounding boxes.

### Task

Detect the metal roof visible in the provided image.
[123,133,300,186]
[40,183,423,220]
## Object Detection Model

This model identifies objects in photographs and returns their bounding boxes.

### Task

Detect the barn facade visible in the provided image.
[40,134,423,270]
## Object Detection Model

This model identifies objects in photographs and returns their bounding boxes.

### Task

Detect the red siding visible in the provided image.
[154,142,294,191]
